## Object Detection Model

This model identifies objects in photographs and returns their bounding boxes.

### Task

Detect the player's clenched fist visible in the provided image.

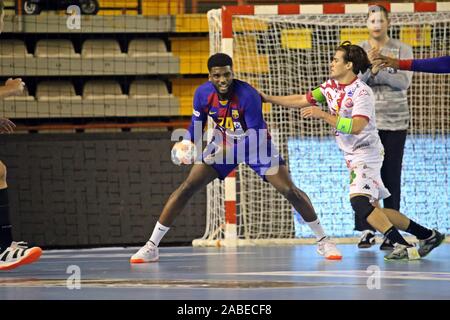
[300,106,325,119]
[4,78,25,96]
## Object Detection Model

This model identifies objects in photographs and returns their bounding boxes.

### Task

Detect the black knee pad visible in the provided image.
[351,196,375,220]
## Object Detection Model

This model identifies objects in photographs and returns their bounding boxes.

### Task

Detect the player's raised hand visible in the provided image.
[374,54,399,70]
[5,78,25,96]
[367,47,380,64]
[300,106,325,119]
[0,118,16,134]
[370,59,386,75]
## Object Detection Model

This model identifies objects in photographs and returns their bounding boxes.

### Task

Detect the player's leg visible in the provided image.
[355,200,376,250]
[158,164,219,227]
[263,164,342,260]
[0,161,12,253]
[379,130,406,211]
[378,130,407,250]
[349,162,419,260]
[382,207,445,257]
[0,161,42,271]
[130,163,220,263]
[351,194,420,260]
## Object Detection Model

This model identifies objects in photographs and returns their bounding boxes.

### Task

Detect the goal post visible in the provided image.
[192,2,450,247]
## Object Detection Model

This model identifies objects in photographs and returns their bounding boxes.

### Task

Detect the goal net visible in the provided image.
[193,4,450,246]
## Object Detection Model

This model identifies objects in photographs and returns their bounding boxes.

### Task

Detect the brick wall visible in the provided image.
[0,132,206,247]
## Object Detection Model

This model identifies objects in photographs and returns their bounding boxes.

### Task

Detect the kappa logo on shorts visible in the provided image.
[363,184,371,190]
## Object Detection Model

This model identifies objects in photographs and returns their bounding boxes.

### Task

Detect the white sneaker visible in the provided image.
[0,241,42,271]
[130,241,159,264]
[317,237,342,260]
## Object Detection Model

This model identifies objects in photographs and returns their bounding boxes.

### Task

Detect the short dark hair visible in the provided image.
[336,41,371,75]
[367,5,389,19]
[207,53,233,71]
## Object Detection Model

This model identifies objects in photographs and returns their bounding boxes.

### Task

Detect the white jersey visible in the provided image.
[307,77,384,163]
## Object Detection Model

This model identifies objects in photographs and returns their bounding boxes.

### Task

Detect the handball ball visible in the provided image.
[171,140,197,165]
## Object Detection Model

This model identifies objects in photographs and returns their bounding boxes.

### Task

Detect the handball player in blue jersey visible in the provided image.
[131,53,342,263]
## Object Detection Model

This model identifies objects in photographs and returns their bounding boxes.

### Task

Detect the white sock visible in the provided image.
[306,219,326,241]
[149,221,170,247]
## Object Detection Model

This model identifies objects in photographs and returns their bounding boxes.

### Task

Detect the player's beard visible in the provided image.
[215,82,233,100]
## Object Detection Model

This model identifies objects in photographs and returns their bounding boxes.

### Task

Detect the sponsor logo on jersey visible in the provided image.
[344,98,353,108]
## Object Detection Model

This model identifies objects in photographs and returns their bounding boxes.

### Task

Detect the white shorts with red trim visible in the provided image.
[348,161,391,202]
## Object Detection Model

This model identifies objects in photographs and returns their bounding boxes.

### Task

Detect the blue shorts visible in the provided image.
[206,140,285,181]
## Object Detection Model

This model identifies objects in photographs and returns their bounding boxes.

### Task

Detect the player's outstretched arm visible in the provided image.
[377,55,450,74]
[259,91,311,108]
[400,56,450,74]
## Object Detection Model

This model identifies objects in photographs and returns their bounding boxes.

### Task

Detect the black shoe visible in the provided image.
[380,237,394,251]
[418,230,445,257]
[358,230,376,249]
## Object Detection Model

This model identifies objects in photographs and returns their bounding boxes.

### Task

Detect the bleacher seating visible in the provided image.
[35,39,80,58]
[83,80,128,100]
[36,81,81,101]
[0,40,32,57]
[82,39,126,58]
[128,39,169,57]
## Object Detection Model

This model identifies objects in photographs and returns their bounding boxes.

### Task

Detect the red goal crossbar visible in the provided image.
[220,2,450,55]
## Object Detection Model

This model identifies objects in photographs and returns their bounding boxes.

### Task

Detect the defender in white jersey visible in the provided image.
[261,42,445,260]
[311,75,390,201]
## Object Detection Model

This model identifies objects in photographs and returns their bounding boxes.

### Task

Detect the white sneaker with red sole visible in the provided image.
[130,241,159,264]
[0,241,42,271]
[317,237,343,260]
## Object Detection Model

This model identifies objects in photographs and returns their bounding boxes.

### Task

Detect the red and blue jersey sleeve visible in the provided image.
[400,56,450,74]
[186,84,209,143]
